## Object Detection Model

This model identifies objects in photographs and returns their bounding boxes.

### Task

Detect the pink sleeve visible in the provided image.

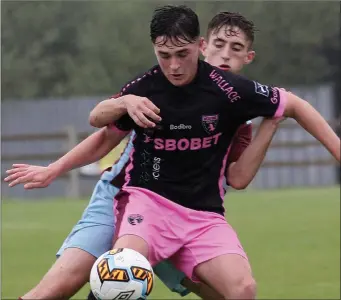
[274,88,288,118]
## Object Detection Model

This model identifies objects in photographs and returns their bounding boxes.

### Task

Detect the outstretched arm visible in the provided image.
[5,127,127,189]
[284,92,340,162]
[230,77,340,164]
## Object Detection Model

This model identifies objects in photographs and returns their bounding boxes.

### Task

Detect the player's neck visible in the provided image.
[186,61,199,85]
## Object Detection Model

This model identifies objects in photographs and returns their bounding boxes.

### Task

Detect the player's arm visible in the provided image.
[89,93,127,128]
[226,122,253,166]
[227,118,281,189]
[4,127,128,189]
[48,126,128,177]
[90,72,162,129]
[229,76,340,163]
[283,92,340,162]
[89,95,161,129]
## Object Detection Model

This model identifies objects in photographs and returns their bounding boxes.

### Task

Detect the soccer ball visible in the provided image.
[90,248,154,300]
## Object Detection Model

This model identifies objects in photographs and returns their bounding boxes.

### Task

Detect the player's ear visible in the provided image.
[244,50,255,65]
[200,37,207,57]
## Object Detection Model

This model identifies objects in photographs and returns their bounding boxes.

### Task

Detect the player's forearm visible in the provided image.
[227,119,279,189]
[89,97,127,128]
[285,93,340,162]
[48,129,117,177]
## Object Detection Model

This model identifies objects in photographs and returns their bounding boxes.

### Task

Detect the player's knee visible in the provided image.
[114,234,149,259]
[186,280,223,300]
[232,277,257,299]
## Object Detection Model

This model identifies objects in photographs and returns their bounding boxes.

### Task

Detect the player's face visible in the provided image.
[202,25,255,74]
[153,37,201,86]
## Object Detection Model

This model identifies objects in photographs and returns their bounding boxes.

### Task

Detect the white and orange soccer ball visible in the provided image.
[90,248,154,300]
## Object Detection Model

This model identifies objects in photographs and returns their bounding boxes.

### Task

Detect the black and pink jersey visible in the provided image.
[113,60,286,215]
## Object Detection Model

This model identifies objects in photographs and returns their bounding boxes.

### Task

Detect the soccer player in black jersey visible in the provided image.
[7,6,338,300]
[89,5,340,300]
[9,11,283,300]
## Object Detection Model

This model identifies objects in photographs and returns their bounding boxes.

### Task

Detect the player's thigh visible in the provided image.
[50,248,96,283]
[114,234,149,259]
[23,248,96,299]
[154,260,221,299]
[114,191,152,259]
[173,216,249,278]
[114,190,181,265]
[173,214,254,296]
[153,260,189,296]
[57,180,118,258]
[181,277,223,300]
[24,181,118,299]
[189,219,254,297]
[160,257,224,300]
[57,222,115,260]
[195,253,255,298]
[79,179,118,226]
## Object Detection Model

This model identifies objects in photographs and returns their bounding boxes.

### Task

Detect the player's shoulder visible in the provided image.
[202,60,259,85]
[119,64,161,96]
[199,60,249,101]
[201,61,275,99]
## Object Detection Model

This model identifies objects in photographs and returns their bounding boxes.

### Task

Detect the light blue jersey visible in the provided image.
[100,131,135,182]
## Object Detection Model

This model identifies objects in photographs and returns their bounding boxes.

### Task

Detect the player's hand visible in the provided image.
[4,164,58,189]
[122,95,161,128]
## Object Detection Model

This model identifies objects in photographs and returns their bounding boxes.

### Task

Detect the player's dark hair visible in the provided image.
[207,12,256,46]
[150,5,200,46]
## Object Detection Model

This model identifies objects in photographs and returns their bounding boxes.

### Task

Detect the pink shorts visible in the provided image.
[114,187,248,281]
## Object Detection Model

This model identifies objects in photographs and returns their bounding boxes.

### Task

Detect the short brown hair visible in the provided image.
[150,5,200,46]
[207,12,256,45]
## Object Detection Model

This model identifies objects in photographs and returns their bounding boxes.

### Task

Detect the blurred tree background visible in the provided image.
[1,1,339,100]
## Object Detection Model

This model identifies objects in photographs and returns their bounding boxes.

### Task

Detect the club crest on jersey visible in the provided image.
[202,115,219,134]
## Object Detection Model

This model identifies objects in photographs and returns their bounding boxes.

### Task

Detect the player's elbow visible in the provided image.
[227,164,250,190]
[89,110,103,128]
[88,114,99,128]
[228,177,249,190]
[230,182,248,190]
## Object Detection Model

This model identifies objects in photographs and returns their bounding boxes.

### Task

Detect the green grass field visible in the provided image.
[2,187,340,299]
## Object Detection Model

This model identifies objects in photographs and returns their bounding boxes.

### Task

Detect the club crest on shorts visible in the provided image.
[127,214,144,225]
[202,114,219,134]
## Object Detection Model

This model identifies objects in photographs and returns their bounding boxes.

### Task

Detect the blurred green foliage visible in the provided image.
[1,1,339,100]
